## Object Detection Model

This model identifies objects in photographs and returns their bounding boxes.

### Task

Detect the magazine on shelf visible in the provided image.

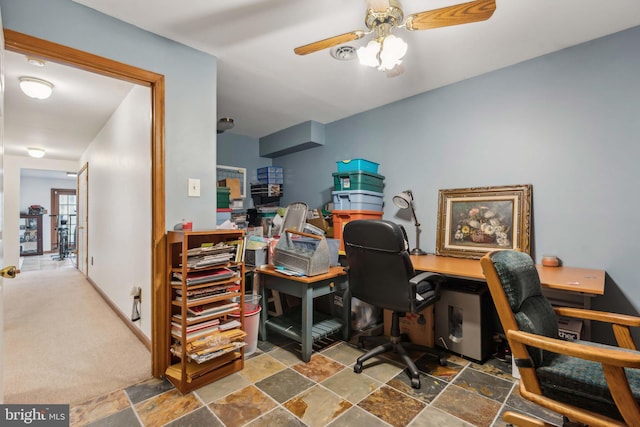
[186,300,239,317]
[185,242,237,257]
[171,324,221,340]
[175,284,240,301]
[171,318,220,333]
[172,268,236,286]
[187,253,234,269]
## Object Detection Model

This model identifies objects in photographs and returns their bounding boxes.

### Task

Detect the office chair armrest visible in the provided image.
[554,306,640,327]
[507,329,640,368]
[409,271,442,286]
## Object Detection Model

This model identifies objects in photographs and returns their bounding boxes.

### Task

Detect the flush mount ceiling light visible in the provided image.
[217,117,235,134]
[19,77,54,100]
[27,147,46,158]
[26,56,46,67]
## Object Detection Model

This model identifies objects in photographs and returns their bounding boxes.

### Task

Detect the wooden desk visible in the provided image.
[255,265,349,362]
[410,255,605,296]
[410,254,606,340]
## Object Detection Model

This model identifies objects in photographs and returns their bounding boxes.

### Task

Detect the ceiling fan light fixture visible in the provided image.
[19,76,54,100]
[356,40,382,68]
[379,34,407,70]
[357,34,407,71]
[27,147,46,158]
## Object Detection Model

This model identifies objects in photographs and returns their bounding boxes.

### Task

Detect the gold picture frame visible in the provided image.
[436,184,533,259]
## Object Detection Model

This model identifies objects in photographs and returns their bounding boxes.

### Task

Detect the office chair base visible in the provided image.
[354,337,446,389]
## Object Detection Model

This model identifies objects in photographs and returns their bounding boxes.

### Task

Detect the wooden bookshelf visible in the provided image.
[165,229,246,394]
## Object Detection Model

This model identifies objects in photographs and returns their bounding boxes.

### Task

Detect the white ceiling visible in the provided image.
[4,49,134,160]
[6,0,640,160]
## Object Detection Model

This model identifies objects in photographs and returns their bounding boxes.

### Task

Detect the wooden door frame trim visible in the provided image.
[77,162,89,276]
[4,29,167,377]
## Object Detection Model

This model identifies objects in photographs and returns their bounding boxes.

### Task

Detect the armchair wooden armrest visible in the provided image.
[507,329,640,425]
[554,306,640,326]
[553,306,640,350]
[507,329,640,368]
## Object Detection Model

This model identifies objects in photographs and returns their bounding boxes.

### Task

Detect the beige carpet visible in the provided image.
[4,263,151,404]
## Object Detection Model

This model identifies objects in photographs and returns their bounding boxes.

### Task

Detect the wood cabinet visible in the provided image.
[19,214,43,256]
[165,229,246,394]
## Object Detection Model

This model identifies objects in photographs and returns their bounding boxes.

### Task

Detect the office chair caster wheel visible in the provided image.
[411,377,421,389]
[354,363,363,374]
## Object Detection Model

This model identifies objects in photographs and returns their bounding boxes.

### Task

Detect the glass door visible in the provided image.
[50,189,77,251]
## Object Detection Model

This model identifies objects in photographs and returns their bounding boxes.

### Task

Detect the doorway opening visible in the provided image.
[4,29,166,377]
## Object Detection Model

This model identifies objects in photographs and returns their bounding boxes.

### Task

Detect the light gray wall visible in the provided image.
[269,26,640,345]
[0,0,218,230]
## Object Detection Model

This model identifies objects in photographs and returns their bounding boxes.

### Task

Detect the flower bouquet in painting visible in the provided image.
[452,205,512,247]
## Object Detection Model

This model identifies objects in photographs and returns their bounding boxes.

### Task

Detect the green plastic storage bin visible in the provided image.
[332,170,385,192]
[217,187,230,208]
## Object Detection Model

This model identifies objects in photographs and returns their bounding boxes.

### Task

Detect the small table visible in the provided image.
[255,265,349,362]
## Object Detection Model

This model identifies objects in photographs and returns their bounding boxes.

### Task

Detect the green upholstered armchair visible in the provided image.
[481,250,640,427]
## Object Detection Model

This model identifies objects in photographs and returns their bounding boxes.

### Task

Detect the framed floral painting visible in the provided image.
[436,184,532,259]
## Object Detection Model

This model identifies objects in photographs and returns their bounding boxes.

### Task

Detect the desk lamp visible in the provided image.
[393,190,427,256]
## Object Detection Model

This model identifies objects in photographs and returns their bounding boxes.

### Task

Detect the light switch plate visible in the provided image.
[188,178,201,197]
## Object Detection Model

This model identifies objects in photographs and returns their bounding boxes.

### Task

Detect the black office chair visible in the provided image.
[343,219,446,389]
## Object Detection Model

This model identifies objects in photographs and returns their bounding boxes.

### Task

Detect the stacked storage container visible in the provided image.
[332,159,384,252]
[251,166,284,207]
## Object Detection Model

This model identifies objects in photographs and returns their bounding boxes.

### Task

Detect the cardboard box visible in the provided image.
[306,209,330,234]
[218,178,241,200]
[383,306,434,347]
[558,316,582,340]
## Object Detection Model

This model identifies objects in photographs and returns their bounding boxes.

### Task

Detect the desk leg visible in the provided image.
[258,275,268,341]
[301,287,313,362]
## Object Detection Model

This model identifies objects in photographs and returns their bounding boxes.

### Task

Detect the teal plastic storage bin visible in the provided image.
[217,187,230,208]
[336,159,379,174]
[332,170,385,192]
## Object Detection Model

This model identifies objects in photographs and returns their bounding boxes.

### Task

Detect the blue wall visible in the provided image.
[217,132,272,209]
[1,0,219,229]
[266,26,640,344]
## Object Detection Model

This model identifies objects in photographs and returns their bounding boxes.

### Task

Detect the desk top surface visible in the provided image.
[255,265,347,283]
[410,254,605,296]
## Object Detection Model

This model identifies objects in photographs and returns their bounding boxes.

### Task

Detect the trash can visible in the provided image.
[230,294,262,356]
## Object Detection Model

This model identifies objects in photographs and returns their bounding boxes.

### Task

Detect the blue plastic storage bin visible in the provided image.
[332,189,384,211]
[257,166,284,184]
[336,159,379,174]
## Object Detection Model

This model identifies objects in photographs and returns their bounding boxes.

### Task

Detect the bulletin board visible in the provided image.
[216,165,247,198]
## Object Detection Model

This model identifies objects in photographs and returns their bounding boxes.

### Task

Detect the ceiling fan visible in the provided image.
[293,0,496,72]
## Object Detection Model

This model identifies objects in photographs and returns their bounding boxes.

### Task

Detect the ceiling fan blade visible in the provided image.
[294,30,365,56]
[405,0,496,31]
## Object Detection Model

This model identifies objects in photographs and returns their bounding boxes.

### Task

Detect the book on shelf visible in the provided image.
[225,238,246,263]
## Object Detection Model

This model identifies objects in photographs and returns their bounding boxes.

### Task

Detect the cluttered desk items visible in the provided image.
[273,229,331,276]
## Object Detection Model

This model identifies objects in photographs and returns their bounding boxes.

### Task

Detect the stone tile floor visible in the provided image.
[70,336,563,427]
